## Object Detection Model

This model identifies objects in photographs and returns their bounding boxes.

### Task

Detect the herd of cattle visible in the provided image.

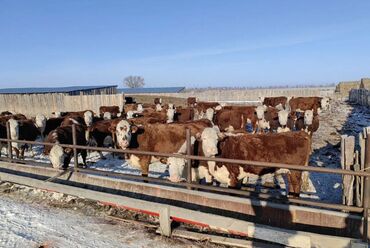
[0,96,330,196]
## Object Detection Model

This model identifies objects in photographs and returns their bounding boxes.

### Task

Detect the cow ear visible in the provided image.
[131,125,139,133]
[195,132,201,140]
[263,105,267,111]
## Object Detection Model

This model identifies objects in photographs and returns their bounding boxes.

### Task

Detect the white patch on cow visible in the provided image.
[278,110,289,127]
[8,119,20,149]
[225,125,235,132]
[85,130,90,141]
[136,104,143,113]
[103,135,113,147]
[168,103,174,109]
[275,168,291,175]
[103,112,112,120]
[53,112,62,118]
[35,114,47,134]
[168,157,186,182]
[214,105,222,111]
[205,108,214,122]
[51,130,58,140]
[255,105,267,120]
[275,103,284,111]
[155,104,162,112]
[128,154,141,169]
[166,109,175,123]
[212,164,232,186]
[257,119,270,131]
[304,110,314,126]
[126,111,134,119]
[84,111,93,127]
[49,145,65,169]
[177,137,196,154]
[192,165,213,183]
[201,128,219,157]
[277,126,290,133]
[69,118,80,125]
[238,168,258,181]
[116,120,132,149]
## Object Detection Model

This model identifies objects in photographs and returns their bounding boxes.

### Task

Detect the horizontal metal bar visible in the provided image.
[0,156,363,213]
[1,137,370,177]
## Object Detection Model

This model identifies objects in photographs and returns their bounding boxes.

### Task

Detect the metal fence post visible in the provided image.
[6,121,13,160]
[186,128,192,189]
[72,124,78,170]
[363,128,370,242]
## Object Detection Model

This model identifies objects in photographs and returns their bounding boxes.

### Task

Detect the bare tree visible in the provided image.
[123,76,145,88]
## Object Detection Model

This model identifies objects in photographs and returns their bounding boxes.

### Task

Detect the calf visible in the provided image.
[200,131,311,195]
[44,125,87,169]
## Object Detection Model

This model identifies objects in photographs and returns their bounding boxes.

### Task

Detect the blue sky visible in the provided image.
[0,0,369,88]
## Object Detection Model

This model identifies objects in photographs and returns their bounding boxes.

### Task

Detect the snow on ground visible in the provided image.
[0,195,193,248]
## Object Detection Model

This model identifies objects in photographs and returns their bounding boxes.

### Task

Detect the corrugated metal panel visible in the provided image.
[119,87,185,94]
[0,85,118,94]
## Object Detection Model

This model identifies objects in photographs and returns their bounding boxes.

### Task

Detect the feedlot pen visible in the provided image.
[0,99,369,247]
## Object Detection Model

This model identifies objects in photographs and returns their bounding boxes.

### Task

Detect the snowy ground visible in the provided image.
[1,100,369,204]
[0,194,211,248]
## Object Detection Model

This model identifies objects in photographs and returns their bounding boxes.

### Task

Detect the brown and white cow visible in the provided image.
[193,131,311,196]
[44,125,87,169]
[288,97,329,114]
[8,118,42,159]
[214,106,258,133]
[115,119,215,179]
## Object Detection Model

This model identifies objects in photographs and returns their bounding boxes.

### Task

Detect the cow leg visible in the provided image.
[12,147,20,159]
[139,155,151,177]
[287,171,302,197]
[63,155,72,170]
[80,150,88,168]
[98,151,106,160]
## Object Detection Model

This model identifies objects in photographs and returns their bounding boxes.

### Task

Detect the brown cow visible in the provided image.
[195,131,311,196]
[187,97,197,107]
[214,106,258,132]
[263,96,288,108]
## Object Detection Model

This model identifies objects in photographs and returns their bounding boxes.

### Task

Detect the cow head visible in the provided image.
[304,109,314,126]
[166,108,175,123]
[136,104,143,113]
[49,144,66,169]
[84,111,93,127]
[168,157,186,182]
[155,104,162,112]
[278,110,289,126]
[196,127,221,157]
[126,110,134,119]
[205,108,215,122]
[168,103,174,110]
[255,105,267,120]
[103,112,112,120]
[35,114,47,133]
[320,97,330,111]
[115,120,135,149]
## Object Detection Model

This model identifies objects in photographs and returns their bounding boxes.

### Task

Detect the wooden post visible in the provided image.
[72,124,78,170]
[186,128,192,189]
[341,135,355,206]
[363,128,370,242]
[6,122,13,160]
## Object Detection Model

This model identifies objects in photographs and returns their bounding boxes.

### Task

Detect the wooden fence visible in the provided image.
[0,93,125,117]
[341,127,370,207]
[349,89,370,107]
